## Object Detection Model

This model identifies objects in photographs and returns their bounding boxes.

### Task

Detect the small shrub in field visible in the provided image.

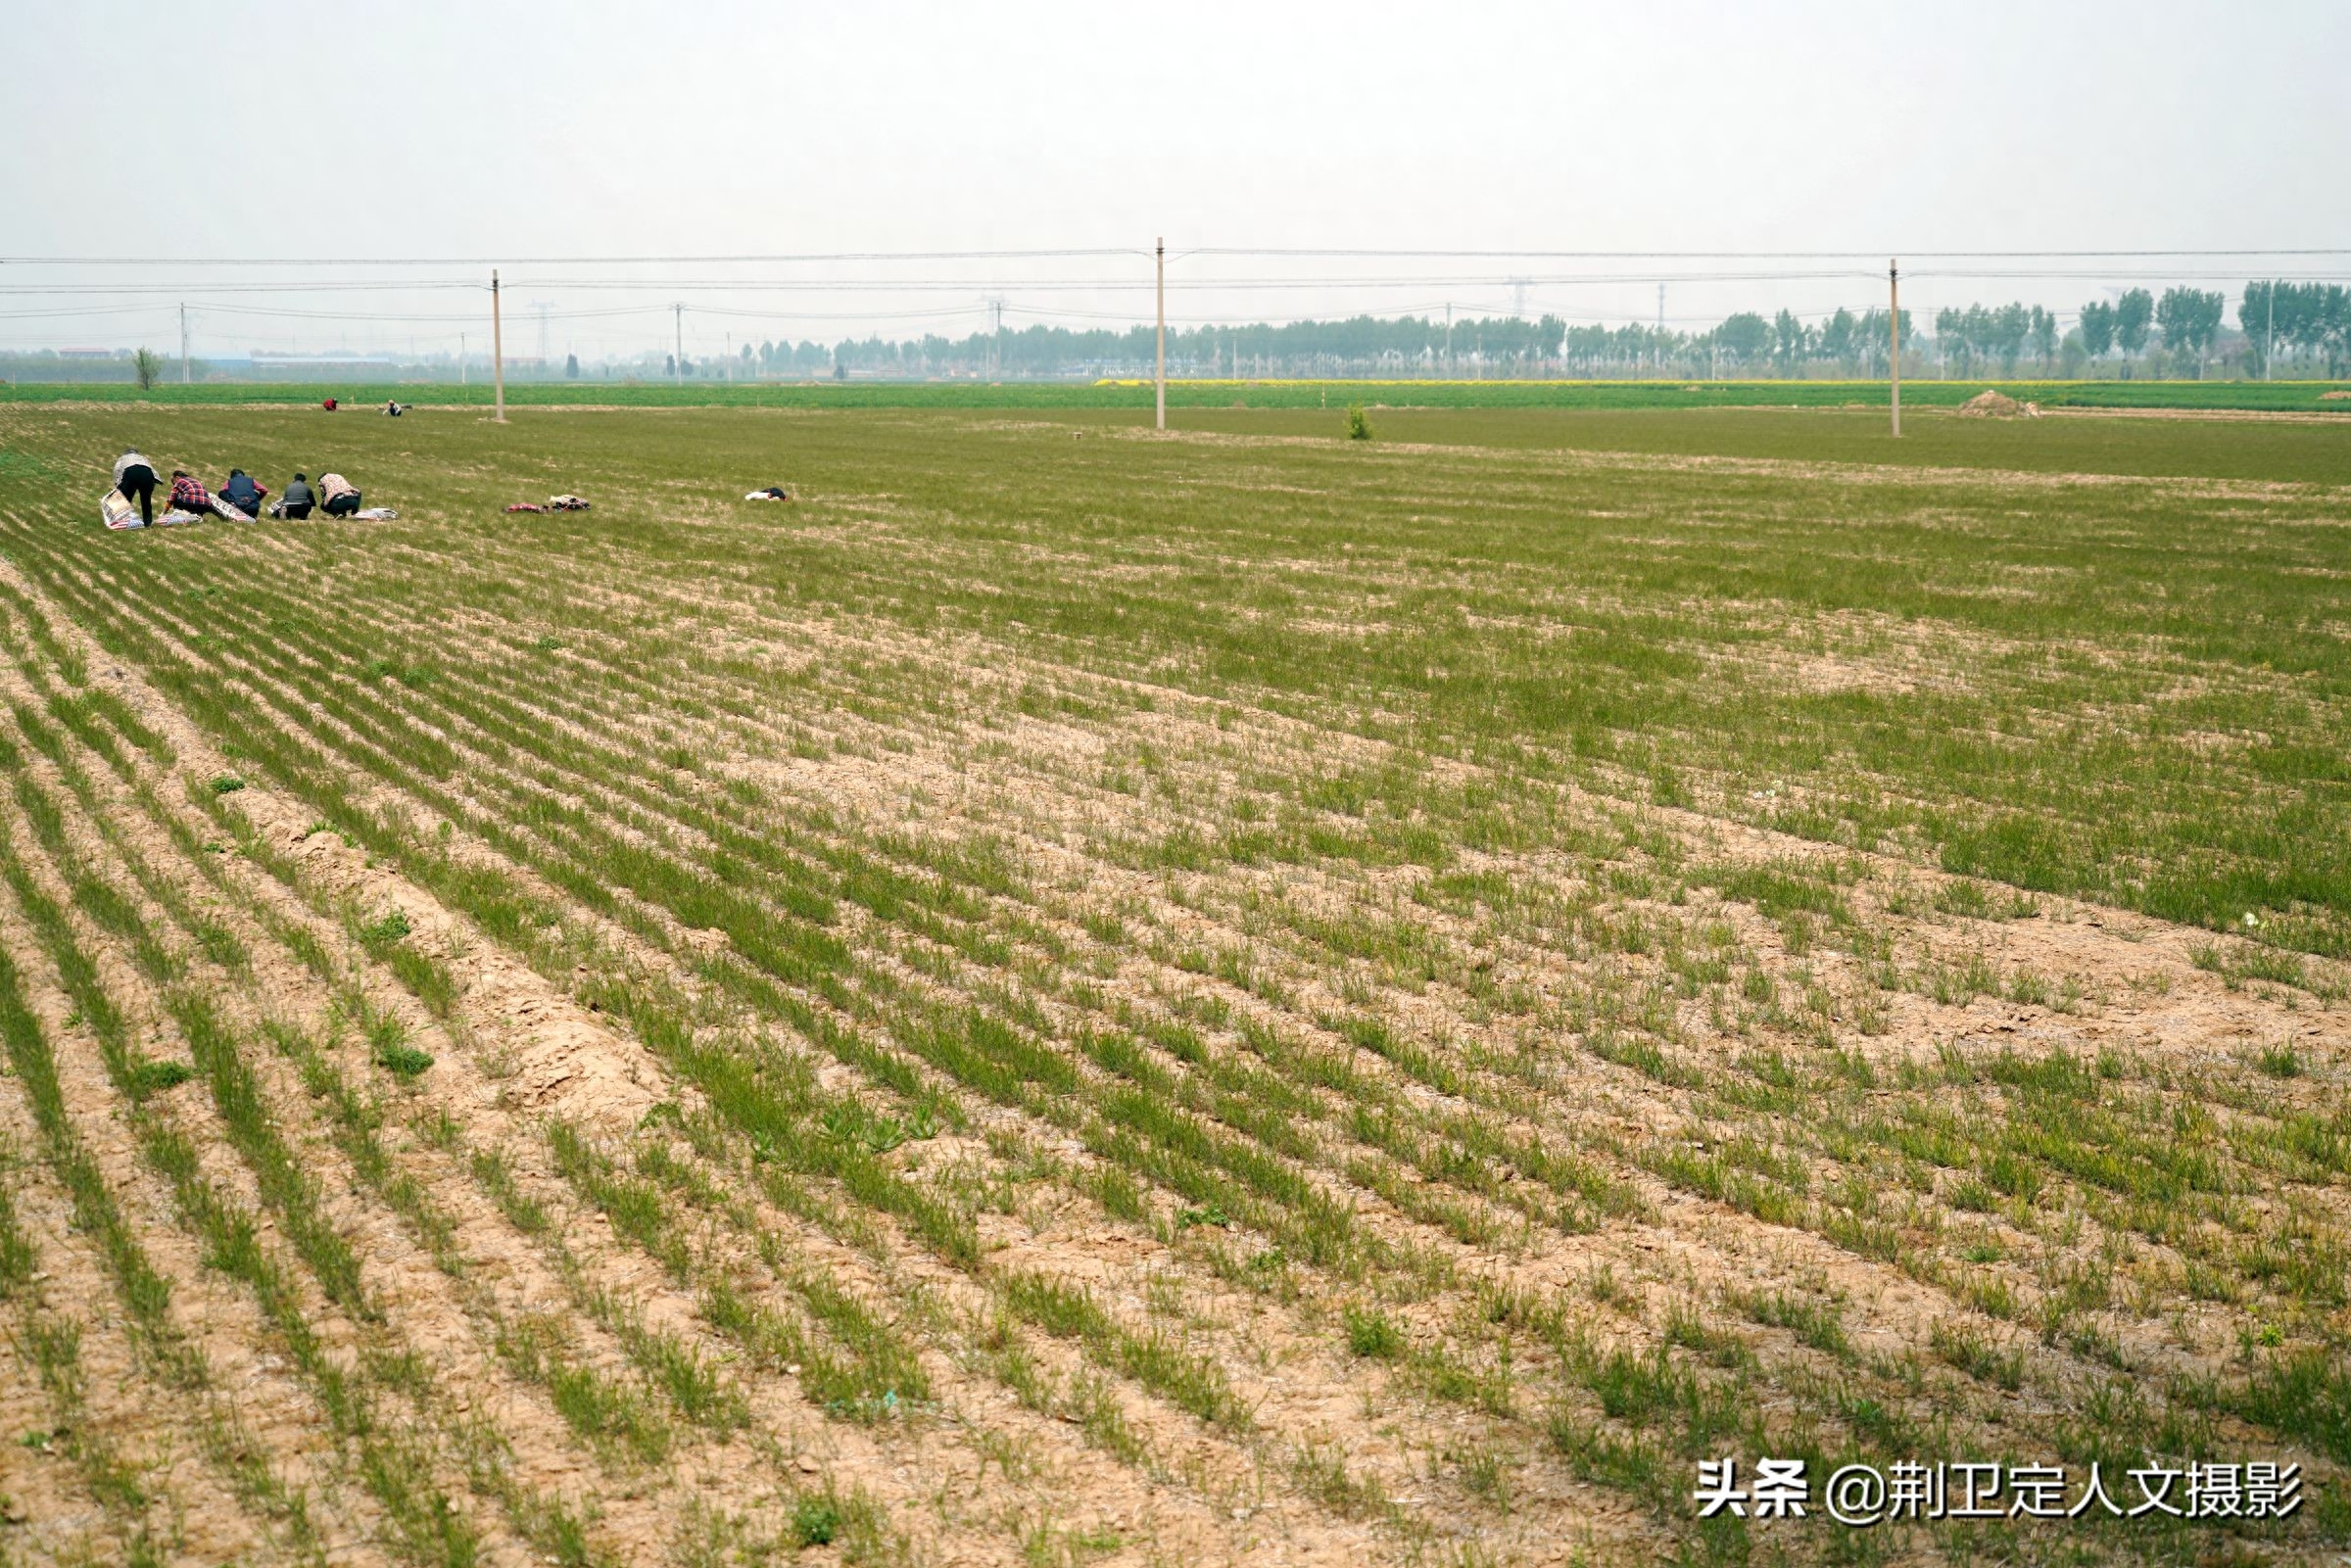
[790,1495,840,1546]
[2259,1043,2302,1078]
[1344,1304,1403,1359]
[210,774,245,794]
[126,1059,195,1098]
[1936,879,2035,920]
[357,909,412,949]
[1346,404,1373,441]
[374,1041,435,1078]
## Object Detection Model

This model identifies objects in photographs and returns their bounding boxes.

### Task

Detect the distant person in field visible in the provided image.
[322,397,338,411]
[112,448,158,526]
[277,472,314,519]
[383,400,405,416]
[317,471,361,517]
[219,468,266,517]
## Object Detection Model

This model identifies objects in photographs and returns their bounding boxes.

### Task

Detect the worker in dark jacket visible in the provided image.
[278,473,315,519]
[112,448,158,525]
[220,469,265,517]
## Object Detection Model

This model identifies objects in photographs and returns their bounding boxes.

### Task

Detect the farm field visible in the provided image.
[4,377,2348,416]
[0,402,2346,1565]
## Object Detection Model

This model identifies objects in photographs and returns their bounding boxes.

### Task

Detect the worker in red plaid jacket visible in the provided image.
[169,471,214,513]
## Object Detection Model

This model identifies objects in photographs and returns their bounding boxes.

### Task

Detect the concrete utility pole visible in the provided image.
[491,270,507,423]
[1889,260,1901,438]
[1655,282,1665,372]
[2265,283,2276,382]
[1154,237,1166,432]
[179,304,190,383]
[674,304,685,387]
[460,332,467,387]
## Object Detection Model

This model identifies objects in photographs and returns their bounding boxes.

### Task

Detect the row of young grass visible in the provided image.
[82,576,1297,1495]
[119,517,1758,1372]
[130,611,1558,1537]
[868,626,2351,1496]
[812,630,2351,1352]
[0,606,978,1556]
[0,773,490,1564]
[41,524,1641,1287]
[4,500,1777,1542]
[11,377,2347,411]
[598,413,2351,954]
[0,923,191,1566]
[166,800,905,1552]
[189,523,1664,1246]
[25,402,2351,969]
[0,617,874,1559]
[0,549,2200,1354]
[0,594,2153,1560]
[9,496,2341,1551]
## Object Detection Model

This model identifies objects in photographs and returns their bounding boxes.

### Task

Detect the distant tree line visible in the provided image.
[7,281,2344,384]
[741,313,1576,381]
[2237,281,2351,377]
[728,281,2343,380]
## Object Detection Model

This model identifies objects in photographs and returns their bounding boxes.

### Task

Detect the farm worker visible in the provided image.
[322,397,338,411]
[168,469,216,516]
[278,473,314,519]
[220,469,266,516]
[317,472,362,517]
[112,448,158,526]
[382,400,405,416]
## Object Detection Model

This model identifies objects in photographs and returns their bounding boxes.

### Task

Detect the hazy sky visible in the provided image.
[5,0,2346,360]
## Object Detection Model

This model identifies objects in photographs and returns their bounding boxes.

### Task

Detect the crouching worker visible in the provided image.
[318,471,362,517]
[220,469,266,518]
[274,472,314,519]
[168,470,218,517]
[113,448,158,525]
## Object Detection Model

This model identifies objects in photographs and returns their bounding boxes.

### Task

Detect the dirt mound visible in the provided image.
[2320,389,2351,402]
[1954,389,2039,418]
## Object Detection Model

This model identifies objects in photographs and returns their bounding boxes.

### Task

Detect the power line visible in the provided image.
[0,248,1151,267]
[0,268,1896,297]
[1180,246,2351,261]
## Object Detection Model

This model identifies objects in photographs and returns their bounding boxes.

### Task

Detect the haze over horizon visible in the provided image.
[5,0,2347,362]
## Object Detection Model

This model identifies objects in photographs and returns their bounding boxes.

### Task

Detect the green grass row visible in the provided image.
[5,376,2346,412]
